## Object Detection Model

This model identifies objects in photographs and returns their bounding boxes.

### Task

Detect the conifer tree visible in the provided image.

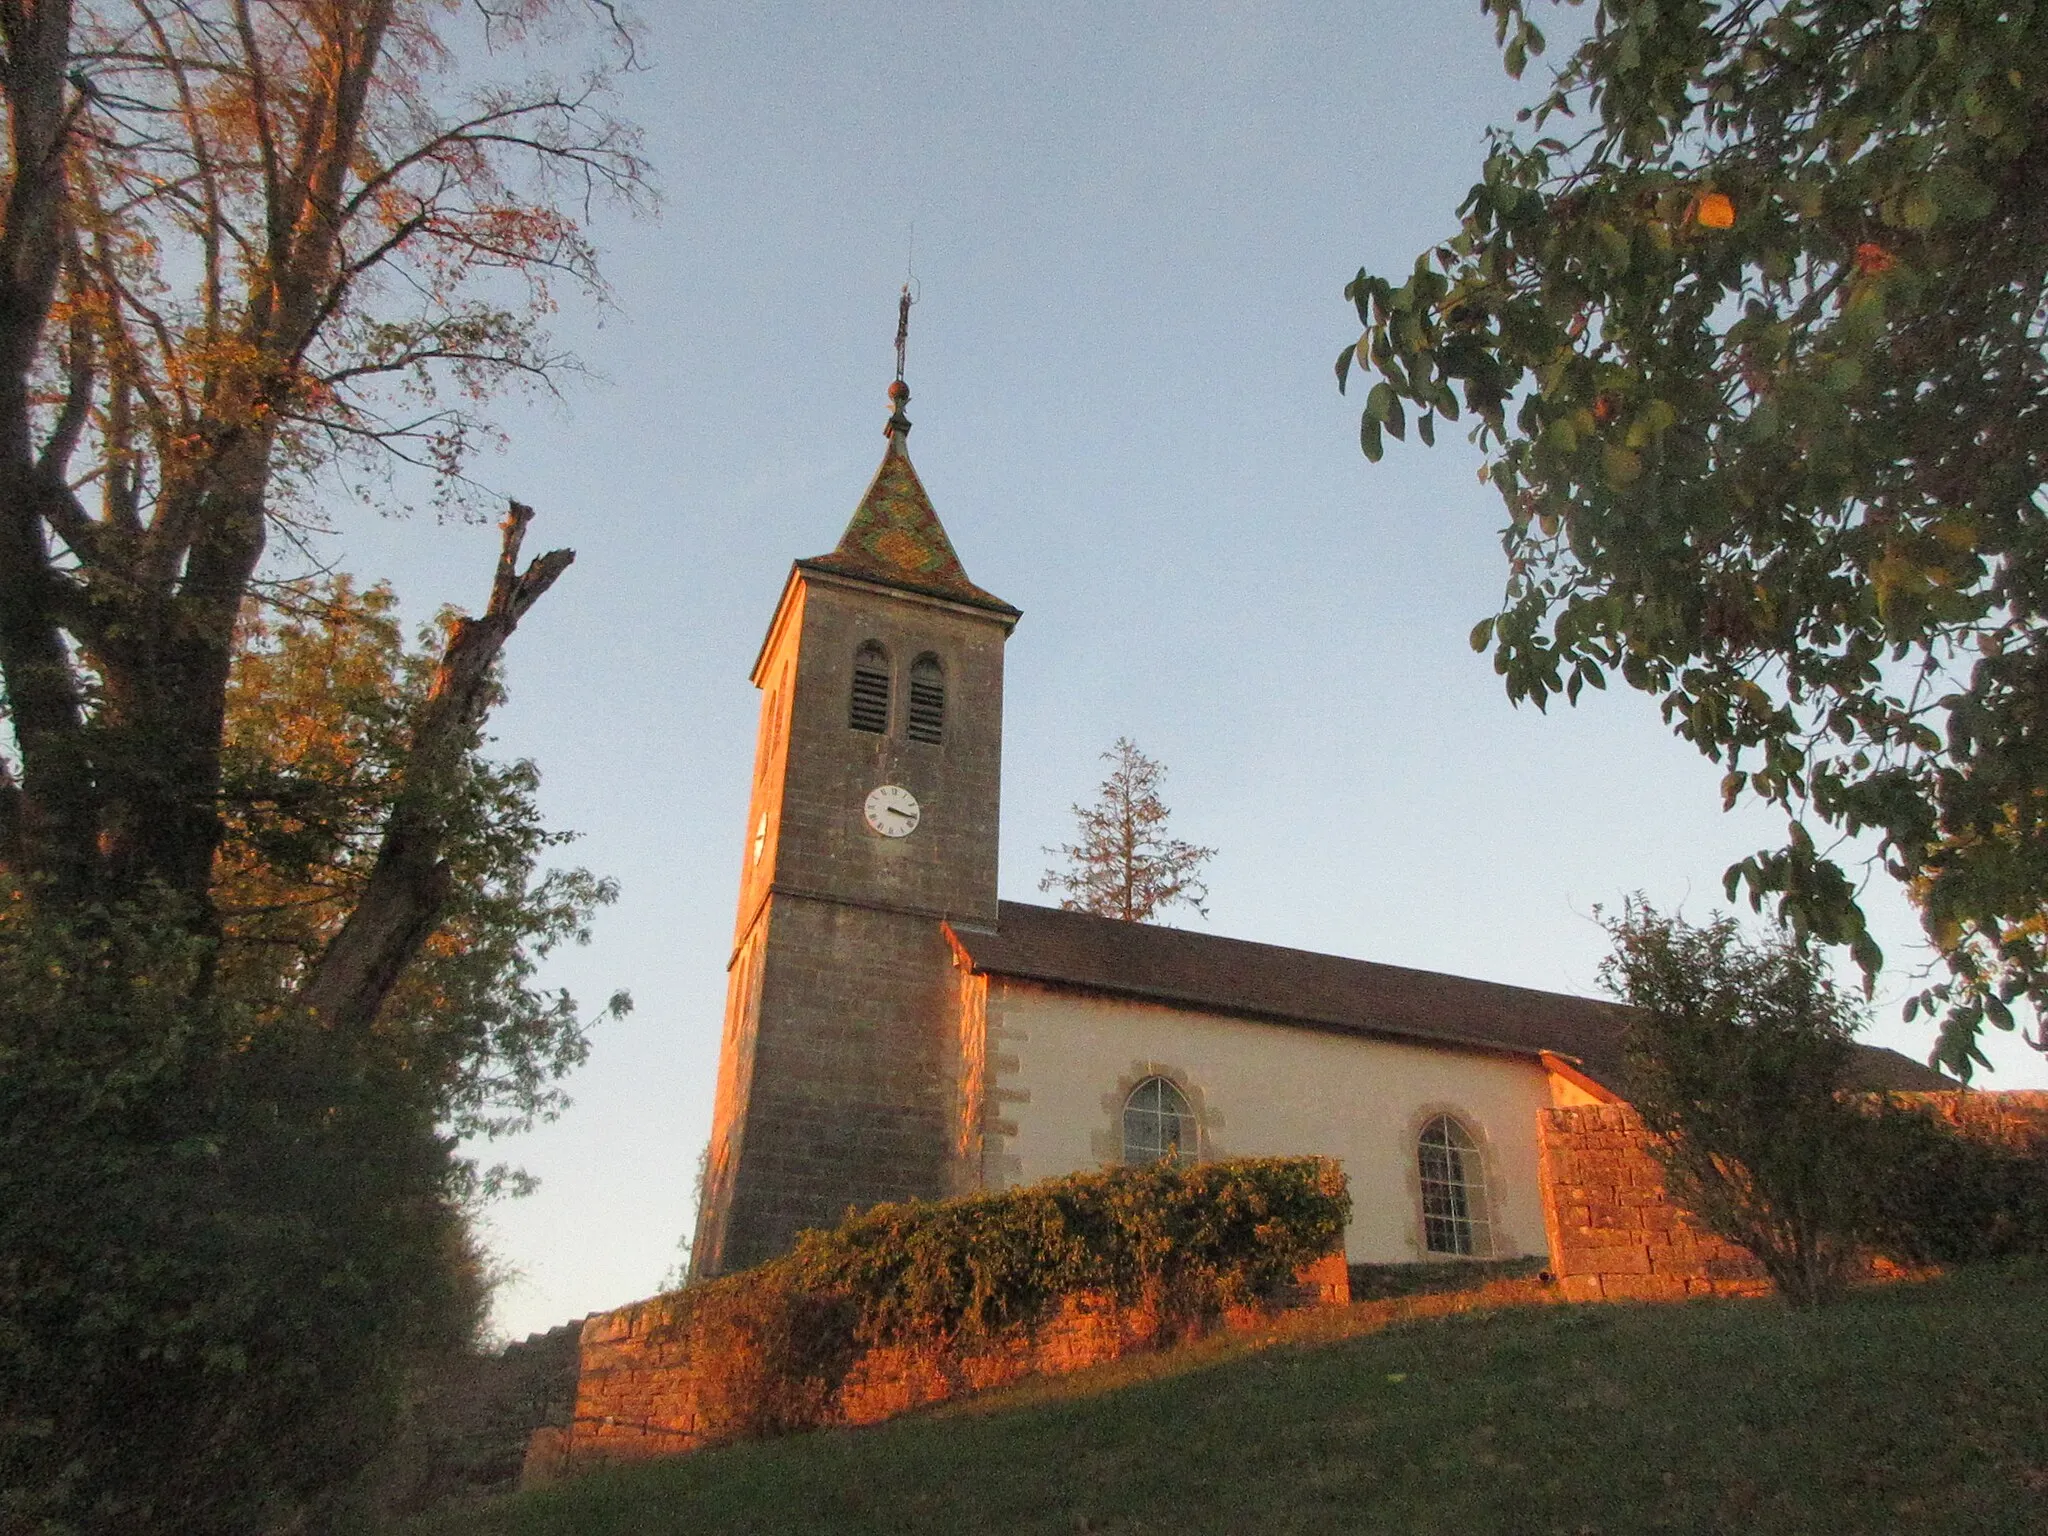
[1041,738,1216,924]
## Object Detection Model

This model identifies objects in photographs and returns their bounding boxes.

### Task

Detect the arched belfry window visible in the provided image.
[907,654,945,744]
[1122,1077,1197,1167]
[849,643,890,733]
[1417,1115,1490,1256]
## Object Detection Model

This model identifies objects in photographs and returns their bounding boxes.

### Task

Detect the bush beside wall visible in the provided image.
[551,1157,1349,1473]
[1540,1092,2048,1302]
[1858,1092,2048,1266]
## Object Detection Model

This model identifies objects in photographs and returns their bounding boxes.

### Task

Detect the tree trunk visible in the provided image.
[297,501,572,1034]
[0,0,100,904]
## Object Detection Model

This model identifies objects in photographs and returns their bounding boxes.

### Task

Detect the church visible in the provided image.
[687,377,1945,1282]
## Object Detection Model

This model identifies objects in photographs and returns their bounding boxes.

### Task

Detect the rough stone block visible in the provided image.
[1565,1243,1651,1276]
[1599,1273,1690,1301]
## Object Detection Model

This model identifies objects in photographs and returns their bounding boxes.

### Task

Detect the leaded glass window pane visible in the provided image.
[1122,1077,1196,1167]
[1418,1115,1490,1257]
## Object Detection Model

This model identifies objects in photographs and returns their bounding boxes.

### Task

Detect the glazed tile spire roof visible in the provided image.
[797,381,1018,616]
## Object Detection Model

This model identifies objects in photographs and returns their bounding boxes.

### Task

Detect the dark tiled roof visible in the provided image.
[799,436,1017,616]
[948,901,1954,1094]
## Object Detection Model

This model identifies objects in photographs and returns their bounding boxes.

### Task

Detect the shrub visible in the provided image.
[1854,1100,2048,1267]
[785,1156,1350,1346]
[652,1157,1349,1447]
[1600,902,2048,1300]
[0,893,483,1535]
[1600,901,1874,1307]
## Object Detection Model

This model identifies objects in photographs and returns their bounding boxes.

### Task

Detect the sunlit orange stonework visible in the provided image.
[689,405,1020,1277]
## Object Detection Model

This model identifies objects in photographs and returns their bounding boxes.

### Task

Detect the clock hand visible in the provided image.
[886,805,914,819]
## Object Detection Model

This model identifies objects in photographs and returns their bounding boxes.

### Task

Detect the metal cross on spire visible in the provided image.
[894,281,913,382]
[886,281,915,440]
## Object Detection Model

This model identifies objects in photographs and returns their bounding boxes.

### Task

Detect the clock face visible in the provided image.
[864,784,921,838]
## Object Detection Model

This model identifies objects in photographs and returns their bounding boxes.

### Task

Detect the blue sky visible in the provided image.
[330,2,2048,1341]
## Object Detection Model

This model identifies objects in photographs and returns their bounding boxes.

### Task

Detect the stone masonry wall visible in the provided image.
[1537,1104,1769,1301]
[693,566,1015,1279]
[1538,1091,2048,1301]
[536,1251,1348,1483]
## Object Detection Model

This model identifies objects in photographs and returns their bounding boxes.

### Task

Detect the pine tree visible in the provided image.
[1041,739,1216,923]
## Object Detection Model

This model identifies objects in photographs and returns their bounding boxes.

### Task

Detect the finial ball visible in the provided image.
[889,379,910,404]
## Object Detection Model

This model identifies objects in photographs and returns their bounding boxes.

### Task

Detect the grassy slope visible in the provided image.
[420,1262,2048,1536]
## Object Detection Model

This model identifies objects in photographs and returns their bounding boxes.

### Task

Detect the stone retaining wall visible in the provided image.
[1537,1091,2048,1301]
[529,1251,1347,1484]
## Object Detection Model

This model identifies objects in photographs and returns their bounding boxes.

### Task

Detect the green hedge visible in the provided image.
[786,1155,1351,1343]
[1853,1100,2048,1266]
[653,1157,1349,1446]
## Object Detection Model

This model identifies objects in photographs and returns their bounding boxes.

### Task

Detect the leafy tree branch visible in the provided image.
[1341,0,2048,1074]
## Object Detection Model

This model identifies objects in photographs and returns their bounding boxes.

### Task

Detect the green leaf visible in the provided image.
[1543,415,1580,454]
[1359,413,1384,462]
[1926,164,1995,222]
[1336,343,1357,394]
[1337,0,2048,1071]
[1602,445,1643,486]
[1367,381,1396,426]
[1469,615,1496,653]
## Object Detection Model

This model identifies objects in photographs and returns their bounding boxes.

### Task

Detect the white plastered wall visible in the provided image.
[983,978,1561,1264]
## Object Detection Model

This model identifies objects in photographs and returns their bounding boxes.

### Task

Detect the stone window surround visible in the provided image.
[1090,1061,1225,1168]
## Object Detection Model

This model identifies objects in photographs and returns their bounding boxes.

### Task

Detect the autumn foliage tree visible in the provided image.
[0,1,643,1527]
[1338,0,2048,1076]
[1042,738,1216,923]
[0,0,641,962]
[219,577,626,1152]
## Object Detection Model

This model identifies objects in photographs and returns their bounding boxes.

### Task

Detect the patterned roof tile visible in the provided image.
[799,435,1017,615]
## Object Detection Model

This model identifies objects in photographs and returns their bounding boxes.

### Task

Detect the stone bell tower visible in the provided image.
[689,371,1020,1278]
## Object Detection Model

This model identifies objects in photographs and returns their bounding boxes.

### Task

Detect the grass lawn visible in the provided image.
[414,1260,2048,1536]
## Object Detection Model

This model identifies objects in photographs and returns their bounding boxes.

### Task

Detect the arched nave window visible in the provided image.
[907,654,945,744]
[849,642,890,733]
[1122,1076,1197,1167]
[1417,1115,1490,1257]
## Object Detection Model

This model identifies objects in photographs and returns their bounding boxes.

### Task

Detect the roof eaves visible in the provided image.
[978,963,1554,1066]
[793,556,1021,620]
[1539,1049,1626,1102]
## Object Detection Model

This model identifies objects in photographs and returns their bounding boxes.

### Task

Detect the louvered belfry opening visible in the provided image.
[907,654,945,744]
[849,643,890,733]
